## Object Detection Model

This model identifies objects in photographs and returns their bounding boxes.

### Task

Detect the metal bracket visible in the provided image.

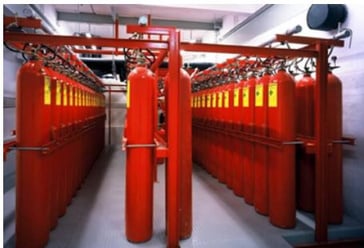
[125,143,157,148]
[9,146,49,151]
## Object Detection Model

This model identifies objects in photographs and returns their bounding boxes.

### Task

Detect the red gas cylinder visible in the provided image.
[232,77,246,197]
[210,85,219,178]
[199,89,207,168]
[43,64,59,230]
[327,71,343,224]
[226,81,236,190]
[16,60,52,248]
[125,64,156,243]
[268,69,296,228]
[295,73,315,212]
[253,71,270,215]
[216,84,225,183]
[242,74,256,205]
[231,80,242,196]
[179,68,192,239]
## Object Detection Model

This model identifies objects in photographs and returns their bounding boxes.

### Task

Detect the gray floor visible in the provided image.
[4,146,364,248]
[46,145,301,248]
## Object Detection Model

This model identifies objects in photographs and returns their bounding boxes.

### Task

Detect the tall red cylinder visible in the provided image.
[125,64,156,243]
[242,75,256,205]
[253,72,270,215]
[16,61,52,248]
[327,71,343,224]
[268,69,296,228]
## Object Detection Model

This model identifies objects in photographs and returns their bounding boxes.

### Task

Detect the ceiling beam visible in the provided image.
[57,11,221,30]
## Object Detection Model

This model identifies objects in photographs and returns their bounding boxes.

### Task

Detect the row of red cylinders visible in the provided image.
[16,60,106,248]
[191,69,343,228]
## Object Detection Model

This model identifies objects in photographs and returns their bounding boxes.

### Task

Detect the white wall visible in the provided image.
[223,4,364,224]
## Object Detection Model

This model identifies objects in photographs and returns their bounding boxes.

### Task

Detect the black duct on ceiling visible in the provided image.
[307,4,348,31]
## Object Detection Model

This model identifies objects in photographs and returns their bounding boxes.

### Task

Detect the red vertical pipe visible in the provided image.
[314,43,329,242]
[16,61,51,248]
[296,73,315,212]
[166,30,181,248]
[253,72,270,215]
[179,68,192,239]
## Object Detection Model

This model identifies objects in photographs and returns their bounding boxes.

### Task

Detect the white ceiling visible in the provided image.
[54,4,263,23]
[54,4,264,42]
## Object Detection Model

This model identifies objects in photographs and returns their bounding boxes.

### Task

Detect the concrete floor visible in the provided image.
[46,145,304,248]
[4,145,364,248]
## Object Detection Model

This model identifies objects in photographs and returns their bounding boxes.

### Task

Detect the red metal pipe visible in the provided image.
[166,29,181,248]
[3,139,16,161]
[72,48,124,56]
[4,16,41,29]
[275,34,344,47]
[314,43,329,242]
[151,50,168,72]
[4,32,169,50]
[181,42,317,58]
[72,48,161,56]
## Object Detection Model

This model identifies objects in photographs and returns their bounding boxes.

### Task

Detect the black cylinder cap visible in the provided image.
[307,4,347,31]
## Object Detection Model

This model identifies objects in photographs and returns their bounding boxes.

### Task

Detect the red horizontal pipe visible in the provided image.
[3,139,17,161]
[4,16,41,29]
[4,32,169,50]
[181,42,317,58]
[275,34,344,47]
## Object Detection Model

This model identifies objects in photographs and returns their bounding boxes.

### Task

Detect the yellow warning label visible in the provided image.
[83,91,85,106]
[233,88,239,107]
[268,82,278,107]
[207,94,211,108]
[76,88,79,106]
[70,86,73,106]
[224,91,229,108]
[201,94,205,108]
[218,92,223,108]
[243,87,249,107]
[44,76,51,105]
[63,85,68,106]
[56,81,61,106]
[212,93,216,108]
[255,84,263,107]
